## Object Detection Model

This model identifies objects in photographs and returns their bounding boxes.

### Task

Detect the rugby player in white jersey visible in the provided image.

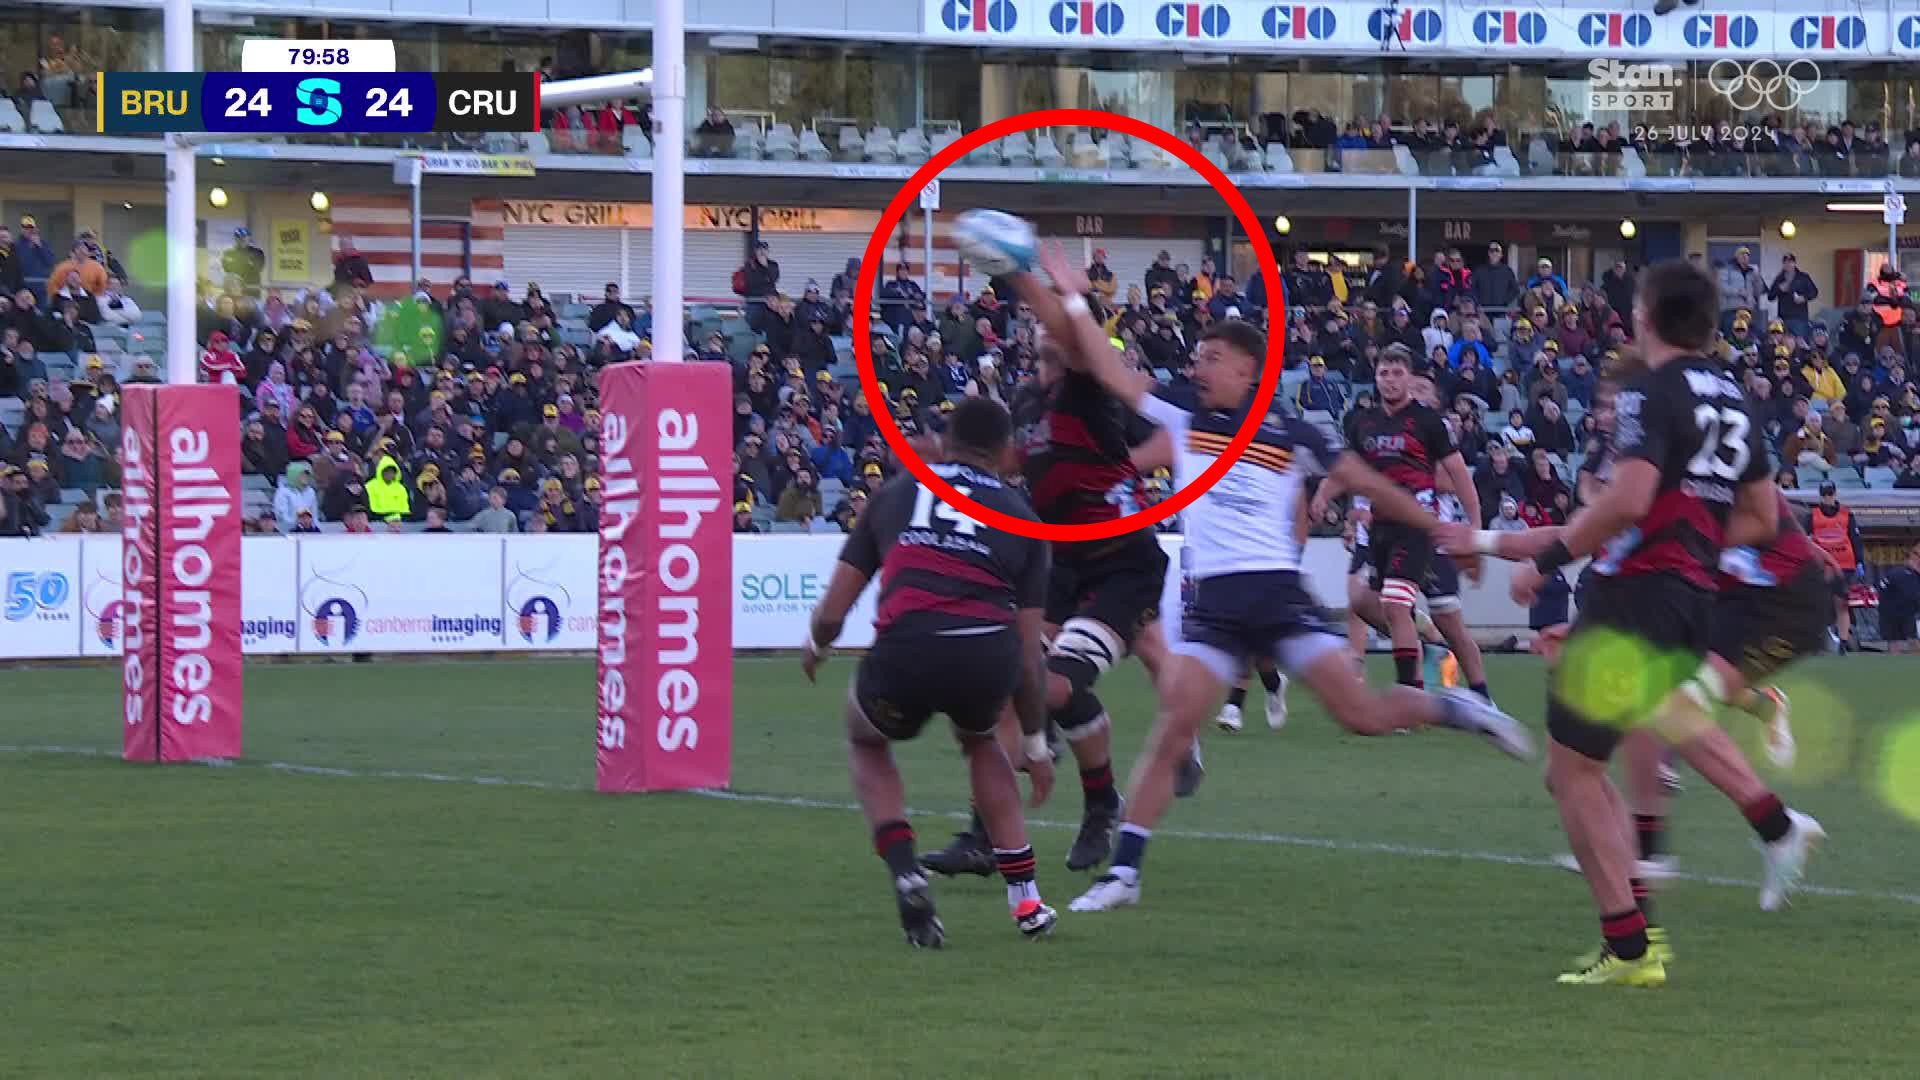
[1006,242,1534,913]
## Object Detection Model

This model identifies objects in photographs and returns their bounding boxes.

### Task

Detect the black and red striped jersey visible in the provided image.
[1012,371,1148,560]
[1592,358,1770,590]
[839,463,1050,637]
[1343,399,1454,494]
[1717,491,1825,589]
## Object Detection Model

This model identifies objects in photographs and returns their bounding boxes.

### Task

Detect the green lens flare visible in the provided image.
[126,229,169,289]
[1733,675,1856,785]
[1554,628,1692,732]
[1874,719,1920,826]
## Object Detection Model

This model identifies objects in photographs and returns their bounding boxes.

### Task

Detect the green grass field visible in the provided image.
[4,654,1919,1077]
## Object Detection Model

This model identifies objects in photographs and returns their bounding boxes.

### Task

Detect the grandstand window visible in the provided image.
[0,5,156,108]
[707,48,911,134]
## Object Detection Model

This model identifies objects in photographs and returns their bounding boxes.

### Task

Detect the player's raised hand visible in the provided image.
[1036,240,1091,299]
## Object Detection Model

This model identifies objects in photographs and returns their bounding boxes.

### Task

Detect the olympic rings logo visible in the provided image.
[1707,59,1821,113]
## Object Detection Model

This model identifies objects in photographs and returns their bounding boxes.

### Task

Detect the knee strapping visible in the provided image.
[1048,617,1124,694]
[1380,578,1421,610]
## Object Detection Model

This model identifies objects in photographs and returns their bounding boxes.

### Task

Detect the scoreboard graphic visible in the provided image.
[98,72,542,134]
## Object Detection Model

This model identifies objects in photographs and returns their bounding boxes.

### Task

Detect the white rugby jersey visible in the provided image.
[1139,387,1335,580]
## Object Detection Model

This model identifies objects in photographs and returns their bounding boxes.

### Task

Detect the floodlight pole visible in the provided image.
[651,0,686,364]
[163,0,196,385]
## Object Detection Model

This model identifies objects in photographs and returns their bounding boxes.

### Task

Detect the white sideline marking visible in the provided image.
[6,742,1917,908]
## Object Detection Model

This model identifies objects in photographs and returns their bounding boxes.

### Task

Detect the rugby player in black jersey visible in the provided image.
[1459,261,1792,986]
[802,397,1059,948]
[921,283,1197,879]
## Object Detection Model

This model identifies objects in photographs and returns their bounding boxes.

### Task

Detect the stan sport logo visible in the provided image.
[1588,58,1822,114]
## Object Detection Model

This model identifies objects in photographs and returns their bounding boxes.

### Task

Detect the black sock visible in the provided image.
[1601,909,1649,961]
[1226,685,1248,708]
[1633,813,1665,861]
[1469,681,1492,703]
[874,820,919,879]
[1742,793,1792,844]
[1080,761,1119,812]
[1631,877,1656,925]
[1259,667,1283,694]
[1393,648,1422,688]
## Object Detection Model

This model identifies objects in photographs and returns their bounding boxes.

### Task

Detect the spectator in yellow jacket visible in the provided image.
[365,454,411,522]
[1801,352,1846,403]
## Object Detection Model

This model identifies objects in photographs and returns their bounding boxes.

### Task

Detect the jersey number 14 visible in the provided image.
[911,484,982,536]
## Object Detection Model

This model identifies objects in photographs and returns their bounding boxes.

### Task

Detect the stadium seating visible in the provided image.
[763,123,798,161]
[894,127,930,164]
[1068,131,1105,169]
[835,124,865,162]
[1033,132,1064,169]
[1002,132,1035,168]
[27,99,63,134]
[0,98,24,133]
[926,128,961,162]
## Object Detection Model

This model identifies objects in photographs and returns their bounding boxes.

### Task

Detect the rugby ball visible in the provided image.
[952,210,1036,276]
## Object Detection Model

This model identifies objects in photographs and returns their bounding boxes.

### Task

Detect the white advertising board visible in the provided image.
[295,535,506,653]
[0,533,1544,659]
[0,538,82,658]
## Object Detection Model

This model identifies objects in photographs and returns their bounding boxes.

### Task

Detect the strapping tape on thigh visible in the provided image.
[1381,578,1421,609]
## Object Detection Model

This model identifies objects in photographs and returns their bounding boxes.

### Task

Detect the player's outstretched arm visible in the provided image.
[1502,458,1656,606]
[1130,428,1174,472]
[1442,523,1565,562]
[1328,452,1440,535]
[1308,473,1345,521]
[802,560,873,683]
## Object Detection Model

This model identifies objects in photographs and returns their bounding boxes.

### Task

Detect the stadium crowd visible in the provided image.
[5,221,1920,562]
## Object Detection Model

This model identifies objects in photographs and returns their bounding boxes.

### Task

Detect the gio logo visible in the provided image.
[1474,9,1547,46]
[1578,12,1651,48]
[1683,13,1759,50]
[1790,15,1866,51]
[1263,5,1337,41]
[295,77,343,126]
[1050,1,1124,35]
[1902,15,1920,51]
[1368,6,1441,44]
[941,0,1018,32]
[1157,3,1231,38]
